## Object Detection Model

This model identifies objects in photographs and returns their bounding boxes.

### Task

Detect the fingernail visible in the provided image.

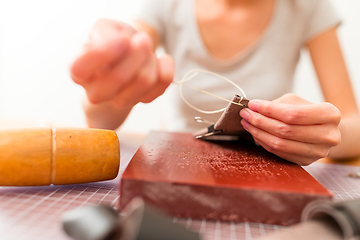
[249,101,260,112]
[240,109,250,121]
[241,119,250,131]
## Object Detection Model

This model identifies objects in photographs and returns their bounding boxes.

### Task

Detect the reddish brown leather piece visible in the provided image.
[120,131,332,225]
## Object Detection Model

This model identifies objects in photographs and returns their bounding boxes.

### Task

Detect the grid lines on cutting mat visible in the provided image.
[0,181,119,240]
[0,162,359,240]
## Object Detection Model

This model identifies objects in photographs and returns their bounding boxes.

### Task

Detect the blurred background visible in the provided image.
[0,0,359,134]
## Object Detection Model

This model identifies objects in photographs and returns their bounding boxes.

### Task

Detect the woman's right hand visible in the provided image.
[70,19,174,110]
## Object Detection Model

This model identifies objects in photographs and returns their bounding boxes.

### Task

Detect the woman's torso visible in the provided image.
[135,0,340,132]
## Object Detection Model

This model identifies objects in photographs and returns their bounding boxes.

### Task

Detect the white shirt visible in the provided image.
[135,0,341,132]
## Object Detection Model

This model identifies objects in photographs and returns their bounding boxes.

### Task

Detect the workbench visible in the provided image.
[0,132,359,240]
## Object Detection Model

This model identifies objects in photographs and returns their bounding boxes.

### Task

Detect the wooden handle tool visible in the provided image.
[0,128,120,186]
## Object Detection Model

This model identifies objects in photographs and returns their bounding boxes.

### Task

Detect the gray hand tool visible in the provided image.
[63,198,360,240]
[62,198,201,240]
[255,199,360,240]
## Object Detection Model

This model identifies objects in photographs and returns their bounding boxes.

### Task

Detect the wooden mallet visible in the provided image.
[0,128,120,186]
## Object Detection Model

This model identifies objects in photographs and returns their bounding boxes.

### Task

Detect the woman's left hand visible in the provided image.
[239,93,341,165]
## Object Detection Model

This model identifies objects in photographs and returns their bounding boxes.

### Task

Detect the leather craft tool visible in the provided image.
[0,128,120,186]
[62,197,360,240]
[120,131,332,226]
[62,197,200,240]
[256,199,360,240]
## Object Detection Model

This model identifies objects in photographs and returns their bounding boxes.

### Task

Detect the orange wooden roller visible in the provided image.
[0,128,120,186]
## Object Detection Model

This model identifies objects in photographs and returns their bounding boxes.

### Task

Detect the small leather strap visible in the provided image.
[214,95,249,135]
[193,94,252,140]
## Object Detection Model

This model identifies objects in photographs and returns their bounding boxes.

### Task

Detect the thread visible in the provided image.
[173,69,247,114]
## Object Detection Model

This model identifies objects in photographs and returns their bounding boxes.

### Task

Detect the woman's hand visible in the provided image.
[240,93,341,165]
[70,19,174,110]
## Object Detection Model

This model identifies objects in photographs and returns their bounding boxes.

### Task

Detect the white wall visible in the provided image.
[0,0,359,133]
[293,0,360,104]
[0,0,144,128]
